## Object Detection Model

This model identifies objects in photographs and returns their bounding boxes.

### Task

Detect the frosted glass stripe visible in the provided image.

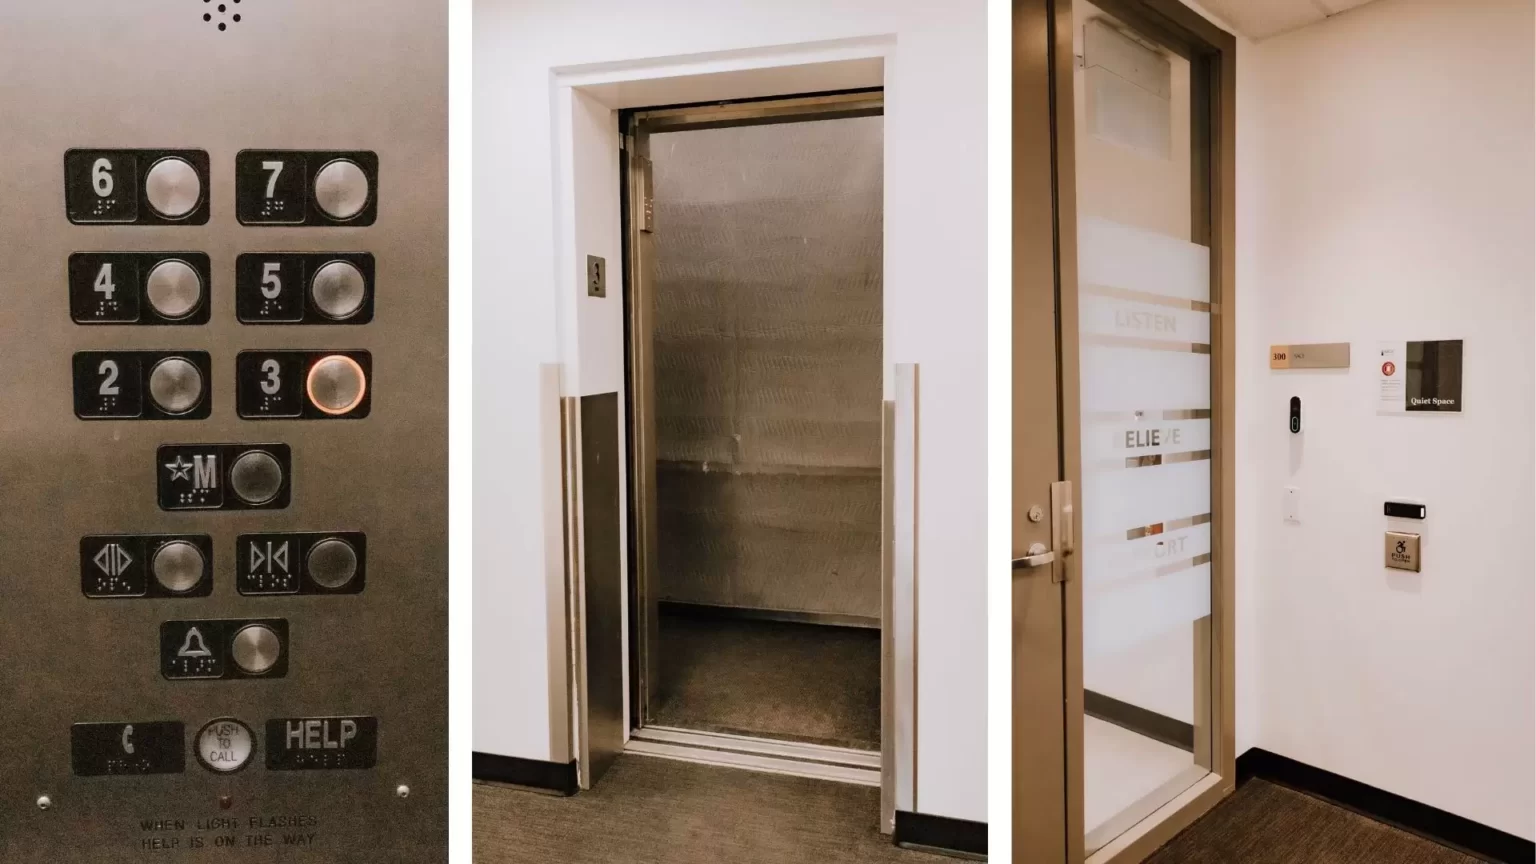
[1081,294,1211,345]
[1084,418,1210,463]
[1082,460,1211,538]
[1082,522,1212,589]
[1078,215,1211,303]
[1083,562,1212,659]
[1081,348,1211,413]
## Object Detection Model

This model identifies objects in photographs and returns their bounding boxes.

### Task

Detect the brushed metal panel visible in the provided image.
[649,116,884,616]
[579,393,624,785]
[0,2,446,862]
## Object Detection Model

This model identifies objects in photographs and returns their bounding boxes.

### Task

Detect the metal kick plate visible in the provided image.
[0,1,446,861]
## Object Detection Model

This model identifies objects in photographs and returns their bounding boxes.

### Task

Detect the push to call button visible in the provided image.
[74,351,212,420]
[237,350,371,419]
[69,252,211,325]
[237,532,366,595]
[71,721,185,777]
[158,443,291,511]
[266,717,377,771]
[161,619,288,681]
[196,718,255,774]
[80,534,213,599]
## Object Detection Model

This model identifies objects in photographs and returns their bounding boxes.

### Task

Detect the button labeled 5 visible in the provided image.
[235,252,374,324]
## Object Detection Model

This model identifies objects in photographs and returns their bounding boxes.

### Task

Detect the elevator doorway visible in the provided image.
[620,92,889,793]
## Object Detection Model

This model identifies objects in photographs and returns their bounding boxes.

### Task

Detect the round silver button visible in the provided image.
[306,355,368,416]
[229,450,283,505]
[307,538,359,589]
[310,260,367,320]
[230,624,281,675]
[196,718,254,773]
[144,157,202,219]
[152,540,204,594]
[313,159,369,221]
[145,259,203,319]
[148,357,204,415]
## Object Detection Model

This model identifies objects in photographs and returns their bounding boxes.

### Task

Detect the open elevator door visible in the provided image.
[619,92,898,821]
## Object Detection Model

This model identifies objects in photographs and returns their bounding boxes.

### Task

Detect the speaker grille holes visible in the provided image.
[201,0,243,30]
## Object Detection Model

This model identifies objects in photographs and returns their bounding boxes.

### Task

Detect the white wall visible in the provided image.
[474,0,990,821]
[1248,0,1535,839]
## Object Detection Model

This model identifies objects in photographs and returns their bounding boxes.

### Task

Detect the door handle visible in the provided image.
[1013,543,1055,570]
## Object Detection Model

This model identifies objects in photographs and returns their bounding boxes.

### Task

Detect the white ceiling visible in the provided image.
[1195,0,1382,41]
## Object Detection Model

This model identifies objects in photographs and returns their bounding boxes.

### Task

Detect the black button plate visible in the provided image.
[69,252,211,325]
[71,721,185,776]
[160,619,289,681]
[235,252,374,324]
[265,717,377,771]
[156,443,291,511]
[236,150,378,226]
[64,149,210,226]
[80,534,213,599]
[236,350,371,420]
[73,351,212,420]
[236,532,367,596]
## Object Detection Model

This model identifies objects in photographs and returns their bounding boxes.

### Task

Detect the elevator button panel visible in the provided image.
[236,350,371,419]
[236,150,378,226]
[160,619,288,681]
[237,532,366,596]
[64,149,210,226]
[69,252,212,325]
[72,351,212,420]
[70,721,185,777]
[235,252,375,324]
[80,534,213,599]
[266,717,378,771]
[157,443,291,510]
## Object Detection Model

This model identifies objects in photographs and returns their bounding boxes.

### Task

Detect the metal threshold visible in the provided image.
[625,726,881,787]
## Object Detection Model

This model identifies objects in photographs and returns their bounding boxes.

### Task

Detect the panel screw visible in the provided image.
[1028,505,1044,523]
[395,784,410,799]
[36,796,51,811]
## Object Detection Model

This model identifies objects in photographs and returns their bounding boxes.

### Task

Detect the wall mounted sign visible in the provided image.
[1270,342,1350,369]
[1378,340,1463,413]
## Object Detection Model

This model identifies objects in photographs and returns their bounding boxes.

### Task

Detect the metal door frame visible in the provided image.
[618,91,900,823]
[1014,0,1237,861]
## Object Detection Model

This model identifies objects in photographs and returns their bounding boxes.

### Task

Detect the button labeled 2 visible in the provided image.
[235,252,374,324]
[237,350,370,419]
[157,443,291,511]
[73,351,211,420]
[64,149,210,225]
[160,619,288,681]
[237,532,366,595]
[70,253,211,325]
[236,150,377,226]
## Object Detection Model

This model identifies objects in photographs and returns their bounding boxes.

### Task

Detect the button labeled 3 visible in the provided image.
[237,350,370,419]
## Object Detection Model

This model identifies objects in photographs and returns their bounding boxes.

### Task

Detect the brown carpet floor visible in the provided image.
[1146,779,1484,863]
[473,755,944,864]
[651,612,881,750]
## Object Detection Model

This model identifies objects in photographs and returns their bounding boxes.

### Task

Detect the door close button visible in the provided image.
[307,538,359,589]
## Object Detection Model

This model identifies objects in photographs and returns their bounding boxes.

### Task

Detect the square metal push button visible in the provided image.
[1386,531,1421,572]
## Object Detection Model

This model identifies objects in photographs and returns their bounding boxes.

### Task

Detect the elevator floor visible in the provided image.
[1145,779,1482,863]
[474,755,942,864]
[650,610,880,751]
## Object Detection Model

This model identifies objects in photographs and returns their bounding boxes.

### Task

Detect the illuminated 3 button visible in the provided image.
[306,355,368,415]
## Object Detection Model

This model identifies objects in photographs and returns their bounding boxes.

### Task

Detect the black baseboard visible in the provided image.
[1084,690,1195,753]
[472,751,578,796]
[893,811,987,859]
[1238,748,1534,864]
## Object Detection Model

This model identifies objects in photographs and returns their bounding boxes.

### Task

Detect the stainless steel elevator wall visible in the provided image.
[651,116,883,620]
